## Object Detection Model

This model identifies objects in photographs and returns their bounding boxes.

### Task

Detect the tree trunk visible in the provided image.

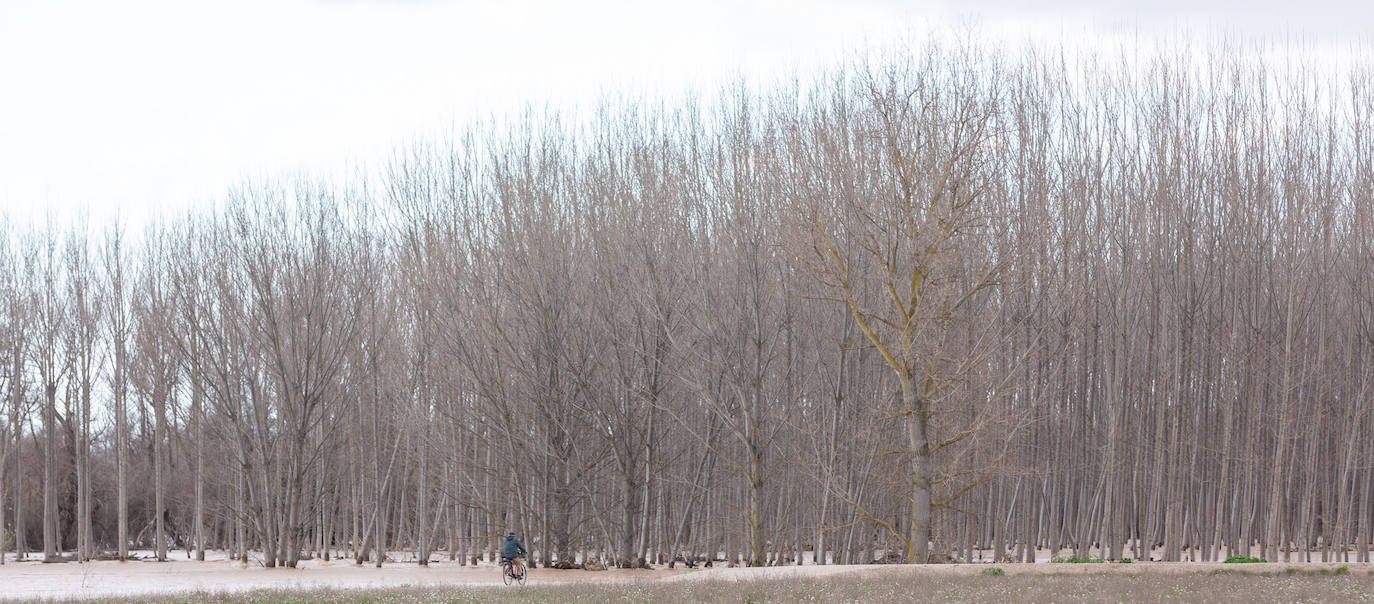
[747,444,763,566]
[154,383,167,562]
[193,363,205,561]
[6,345,24,563]
[43,382,57,561]
[237,466,248,563]
[116,339,128,561]
[1267,279,1299,562]
[905,374,932,564]
[417,402,430,566]
[77,373,91,562]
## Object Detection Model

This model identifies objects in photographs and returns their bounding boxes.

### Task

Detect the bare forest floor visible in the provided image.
[3,551,1374,602]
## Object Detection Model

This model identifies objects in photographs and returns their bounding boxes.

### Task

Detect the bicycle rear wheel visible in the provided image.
[502,563,513,585]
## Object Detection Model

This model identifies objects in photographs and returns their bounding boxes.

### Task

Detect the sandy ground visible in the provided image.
[1,551,1371,601]
[0,553,698,601]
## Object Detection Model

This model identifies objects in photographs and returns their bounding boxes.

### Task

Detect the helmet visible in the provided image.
[507,531,516,537]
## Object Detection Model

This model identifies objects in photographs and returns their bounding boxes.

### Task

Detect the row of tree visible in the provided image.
[2,37,1372,568]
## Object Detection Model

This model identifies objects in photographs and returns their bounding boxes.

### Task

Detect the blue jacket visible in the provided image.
[503,535,526,559]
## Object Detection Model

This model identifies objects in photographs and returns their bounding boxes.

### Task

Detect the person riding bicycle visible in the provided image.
[502,531,528,576]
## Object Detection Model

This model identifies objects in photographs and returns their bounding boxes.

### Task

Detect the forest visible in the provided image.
[2,36,1373,569]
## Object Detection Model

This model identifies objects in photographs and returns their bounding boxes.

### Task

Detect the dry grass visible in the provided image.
[16,569,1374,603]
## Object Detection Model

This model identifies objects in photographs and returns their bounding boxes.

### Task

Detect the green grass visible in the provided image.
[1210,568,1254,576]
[1051,555,1105,563]
[1254,566,1358,578]
[1118,558,1133,564]
[980,566,1005,576]
[1223,555,1266,563]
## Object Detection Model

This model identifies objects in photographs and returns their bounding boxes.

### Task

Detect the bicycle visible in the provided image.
[501,556,527,585]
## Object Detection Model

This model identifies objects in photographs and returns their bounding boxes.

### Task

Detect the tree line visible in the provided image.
[2,36,1372,568]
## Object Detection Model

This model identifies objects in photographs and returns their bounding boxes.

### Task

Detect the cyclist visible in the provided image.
[502,531,528,577]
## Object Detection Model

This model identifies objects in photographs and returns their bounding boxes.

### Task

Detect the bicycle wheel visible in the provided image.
[502,563,513,585]
[517,564,527,585]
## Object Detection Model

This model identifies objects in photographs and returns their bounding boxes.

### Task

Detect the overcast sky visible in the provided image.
[2,0,1370,228]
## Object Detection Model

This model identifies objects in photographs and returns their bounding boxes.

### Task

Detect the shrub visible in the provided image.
[1334,564,1349,575]
[1118,558,1132,564]
[981,567,1005,576]
[1223,555,1266,563]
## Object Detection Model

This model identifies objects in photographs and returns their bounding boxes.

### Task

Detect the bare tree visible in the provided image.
[0,34,1371,568]
[785,45,1011,562]
[63,220,101,562]
[0,218,18,564]
[130,225,178,562]
[230,182,363,567]
[101,220,133,560]
[31,221,69,561]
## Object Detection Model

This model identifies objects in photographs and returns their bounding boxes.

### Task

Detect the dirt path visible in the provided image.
[1,556,1370,601]
[0,558,684,600]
